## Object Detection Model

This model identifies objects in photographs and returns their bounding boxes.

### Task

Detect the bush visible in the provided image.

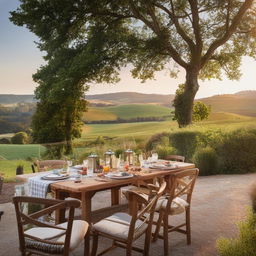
[145,132,170,151]
[156,146,176,160]
[217,208,256,256]
[169,131,200,161]
[193,147,218,176]
[217,129,256,174]
[11,132,29,144]
[0,138,11,144]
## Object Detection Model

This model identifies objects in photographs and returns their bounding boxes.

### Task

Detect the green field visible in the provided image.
[0,112,256,181]
[0,144,46,160]
[80,112,256,140]
[83,104,171,121]
[0,160,32,182]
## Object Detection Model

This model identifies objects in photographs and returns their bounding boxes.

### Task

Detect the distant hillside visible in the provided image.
[0,90,256,117]
[0,94,35,104]
[86,92,174,106]
[199,91,256,117]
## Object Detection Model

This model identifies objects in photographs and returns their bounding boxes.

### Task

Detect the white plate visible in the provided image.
[73,165,83,169]
[41,174,70,180]
[105,173,133,179]
[149,164,177,170]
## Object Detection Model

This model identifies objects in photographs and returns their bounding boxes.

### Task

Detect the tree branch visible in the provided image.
[201,0,254,67]
[154,1,195,50]
[188,0,202,52]
[129,0,188,68]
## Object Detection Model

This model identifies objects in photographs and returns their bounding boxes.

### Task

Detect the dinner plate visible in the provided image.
[73,165,83,169]
[105,173,133,179]
[41,174,70,180]
[149,164,177,170]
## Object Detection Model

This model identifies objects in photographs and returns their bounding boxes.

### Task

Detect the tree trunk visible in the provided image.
[174,69,199,127]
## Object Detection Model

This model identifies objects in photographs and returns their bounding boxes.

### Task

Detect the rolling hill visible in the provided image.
[0,90,256,119]
[199,90,256,117]
[85,92,174,106]
[0,94,36,104]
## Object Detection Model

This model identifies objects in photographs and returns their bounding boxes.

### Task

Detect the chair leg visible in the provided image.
[84,227,91,256]
[186,208,191,245]
[126,242,132,256]
[163,214,169,256]
[152,211,164,242]
[144,225,153,256]
[91,232,99,256]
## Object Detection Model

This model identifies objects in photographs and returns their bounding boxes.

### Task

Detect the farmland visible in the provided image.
[0,144,46,160]
[83,104,171,122]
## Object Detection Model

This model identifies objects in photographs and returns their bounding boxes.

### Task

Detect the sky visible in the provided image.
[0,0,256,99]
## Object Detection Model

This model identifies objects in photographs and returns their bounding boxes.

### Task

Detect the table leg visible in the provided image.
[54,190,66,224]
[81,191,94,256]
[111,187,121,206]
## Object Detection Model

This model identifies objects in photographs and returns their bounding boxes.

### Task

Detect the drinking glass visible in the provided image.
[103,165,110,174]
[151,152,158,161]
[83,160,88,168]
[74,171,82,183]
[67,160,73,167]
[87,168,94,177]
[138,154,144,167]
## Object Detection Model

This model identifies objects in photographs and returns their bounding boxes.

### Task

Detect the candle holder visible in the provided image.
[124,149,134,166]
[104,149,115,168]
[87,153,99,174]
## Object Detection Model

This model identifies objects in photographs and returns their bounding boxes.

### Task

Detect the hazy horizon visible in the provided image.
[1,0,256,99]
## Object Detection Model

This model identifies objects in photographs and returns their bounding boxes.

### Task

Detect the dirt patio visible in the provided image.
[0,173,255,256]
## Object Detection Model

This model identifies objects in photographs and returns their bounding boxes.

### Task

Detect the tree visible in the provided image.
[11,132,29,144]
[192,101,211,122]
[10,0,256,129]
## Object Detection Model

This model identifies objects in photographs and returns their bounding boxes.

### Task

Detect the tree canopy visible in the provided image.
[10,0,256,136]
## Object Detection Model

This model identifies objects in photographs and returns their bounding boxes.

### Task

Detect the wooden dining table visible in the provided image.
[17,161,195,255]
[16,162,195,224]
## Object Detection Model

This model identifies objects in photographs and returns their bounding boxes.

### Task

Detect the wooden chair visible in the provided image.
[35,160,67,172]
[13,196,89,256]
[165,155,185,162]
[153,168,199,256]
[91,180,167,256]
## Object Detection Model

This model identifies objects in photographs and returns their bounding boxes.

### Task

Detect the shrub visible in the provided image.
[169,131,200,161]
[145,132,170,151]
[11,132,29,144]
[0,138,11,144]
[77,150,92,163]
[197,129,225,149]
[217,208,256,256]
[217,129,256,174]
[115,148,124,158]
[156,146,176,160]
[193,147,218,176]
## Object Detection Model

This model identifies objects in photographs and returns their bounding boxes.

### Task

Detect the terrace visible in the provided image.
[0,171,255,255]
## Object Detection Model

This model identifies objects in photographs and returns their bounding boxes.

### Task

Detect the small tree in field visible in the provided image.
[192,101,211,122]
[11,132,29,144]
[11,0,256,129]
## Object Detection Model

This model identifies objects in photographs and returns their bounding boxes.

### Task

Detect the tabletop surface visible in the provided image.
[17,162,195,193]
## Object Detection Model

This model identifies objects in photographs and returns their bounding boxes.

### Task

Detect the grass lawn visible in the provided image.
[0,144,46,160]
[0,160,32,182]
